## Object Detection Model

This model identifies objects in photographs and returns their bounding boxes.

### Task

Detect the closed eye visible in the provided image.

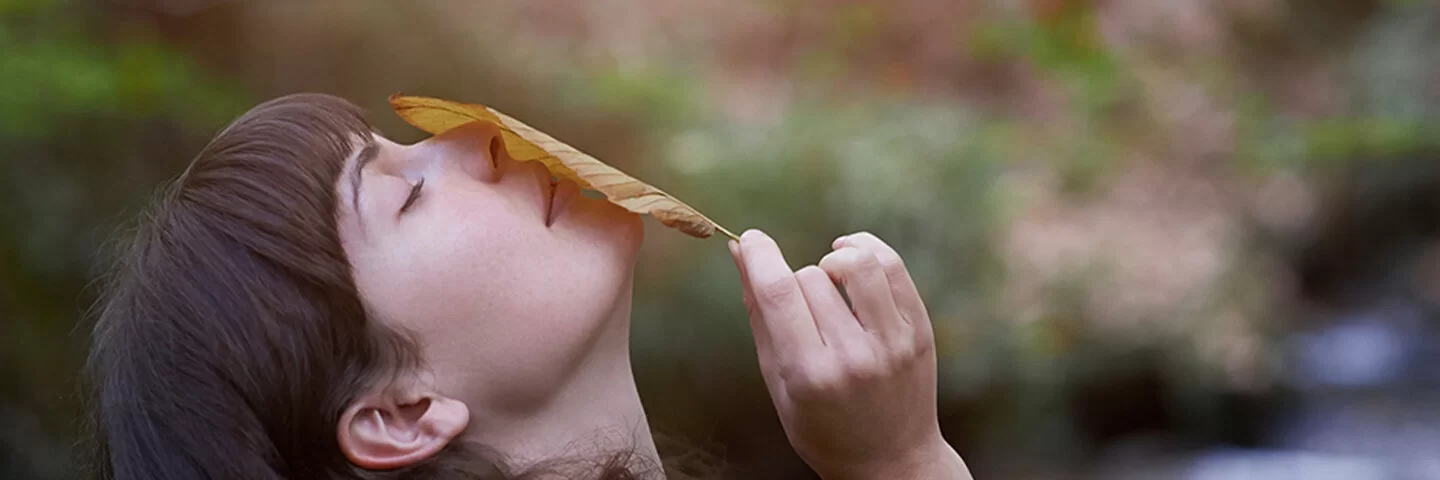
[400,178,424,213]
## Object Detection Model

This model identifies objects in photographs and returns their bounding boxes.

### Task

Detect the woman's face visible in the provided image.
[336,122,643,412]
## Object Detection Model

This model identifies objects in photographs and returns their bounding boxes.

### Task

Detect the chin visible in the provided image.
[564,197,645,260]
[609,212,644,255]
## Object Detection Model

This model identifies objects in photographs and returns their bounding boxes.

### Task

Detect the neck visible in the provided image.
[460,295,660,476]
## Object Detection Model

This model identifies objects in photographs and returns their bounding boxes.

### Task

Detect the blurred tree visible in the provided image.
[1,1,249,478]
[2,0,1439,478]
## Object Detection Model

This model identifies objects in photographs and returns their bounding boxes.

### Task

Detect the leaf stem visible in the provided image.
[715,224,741,242]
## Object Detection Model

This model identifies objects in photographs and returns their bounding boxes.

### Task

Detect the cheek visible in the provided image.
[359,202,541,327]
[354,191,643,325]
[349,195,640,406]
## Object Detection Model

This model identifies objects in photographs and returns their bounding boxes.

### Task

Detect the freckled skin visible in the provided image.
[337,121,642,418]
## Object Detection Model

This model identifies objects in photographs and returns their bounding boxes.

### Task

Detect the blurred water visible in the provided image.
[1184,450,1390,480]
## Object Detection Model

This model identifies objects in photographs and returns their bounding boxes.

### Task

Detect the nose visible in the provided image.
[422,121,511,182]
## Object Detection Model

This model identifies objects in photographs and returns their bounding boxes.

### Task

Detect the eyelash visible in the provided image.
[400,178,424,212]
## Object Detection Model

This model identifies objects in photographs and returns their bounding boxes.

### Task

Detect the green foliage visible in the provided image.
[1,4,250,478]
[972,9,1134,194]
[0,0,58,16]
[1235,1,1440,175]
[578,64,704,131]
[0,25,247,140]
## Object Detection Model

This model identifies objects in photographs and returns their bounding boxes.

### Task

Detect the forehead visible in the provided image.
[337,133,406,207]
[335,133,410,242]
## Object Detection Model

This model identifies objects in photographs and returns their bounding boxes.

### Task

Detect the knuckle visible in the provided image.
[744,297,762,319]
[909,334,934,357]
[839,346,885,380]
[877,250,906,273]
[854,250,883,272]
[784,364,844,401]
[889,336,926,365]
[816,254,844,278]
[776,362,804,385]
[849,231,907,269]
[795,265,828,284]
[754,276,798,306]
[847,358,886,383]
[818,248,870,276]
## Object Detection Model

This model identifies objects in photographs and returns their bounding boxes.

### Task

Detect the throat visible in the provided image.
[458,304,660,475]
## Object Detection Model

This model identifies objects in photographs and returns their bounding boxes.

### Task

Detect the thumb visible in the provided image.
[729,240,757,314]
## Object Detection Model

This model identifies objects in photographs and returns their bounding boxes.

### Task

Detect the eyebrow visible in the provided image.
[349,135,380,217]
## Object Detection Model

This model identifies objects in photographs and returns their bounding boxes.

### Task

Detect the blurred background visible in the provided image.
[3,0,1440,478]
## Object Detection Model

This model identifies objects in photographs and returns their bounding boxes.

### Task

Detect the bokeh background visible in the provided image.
[4,0,1440,478]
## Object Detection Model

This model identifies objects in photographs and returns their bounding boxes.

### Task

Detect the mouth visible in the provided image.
[545,176,577,227]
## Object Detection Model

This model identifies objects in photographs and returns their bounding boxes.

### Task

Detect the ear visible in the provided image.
[337,388,470,470]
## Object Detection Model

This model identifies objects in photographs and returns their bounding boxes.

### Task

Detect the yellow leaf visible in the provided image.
[389,94,737,241]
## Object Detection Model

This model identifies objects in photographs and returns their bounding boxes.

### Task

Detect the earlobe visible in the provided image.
[338,391,470,470]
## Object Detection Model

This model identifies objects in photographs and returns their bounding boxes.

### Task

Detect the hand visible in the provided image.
[730,230,971,480]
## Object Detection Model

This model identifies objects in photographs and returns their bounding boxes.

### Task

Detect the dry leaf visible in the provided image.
[389,94,737,240]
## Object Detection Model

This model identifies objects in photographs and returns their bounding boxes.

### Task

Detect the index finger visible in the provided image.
[738,230,824,353]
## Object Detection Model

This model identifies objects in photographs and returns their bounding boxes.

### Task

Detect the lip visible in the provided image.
[546,177,577,227]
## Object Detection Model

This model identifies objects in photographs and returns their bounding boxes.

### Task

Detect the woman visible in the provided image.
[86,94,971,479]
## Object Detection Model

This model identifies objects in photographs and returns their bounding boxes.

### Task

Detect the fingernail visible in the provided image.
[832,235,849,249]
[728,239,740,256]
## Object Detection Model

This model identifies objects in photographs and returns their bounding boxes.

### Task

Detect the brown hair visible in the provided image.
[84,94,654,479]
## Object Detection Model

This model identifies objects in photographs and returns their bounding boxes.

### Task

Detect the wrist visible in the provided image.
[823,437,972,480]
